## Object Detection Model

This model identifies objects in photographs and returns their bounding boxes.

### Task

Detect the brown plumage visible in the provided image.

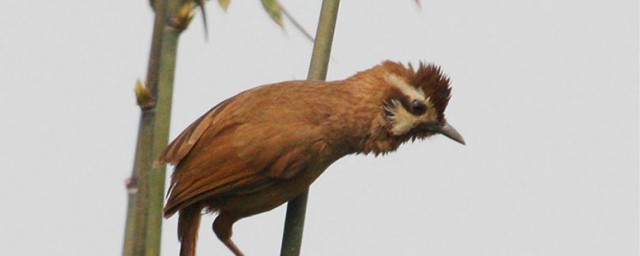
[156,60,465,256]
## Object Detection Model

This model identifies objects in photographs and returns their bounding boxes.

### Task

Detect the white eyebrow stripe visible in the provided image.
[385,74,425,100]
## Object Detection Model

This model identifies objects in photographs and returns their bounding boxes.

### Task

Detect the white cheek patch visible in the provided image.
[390,108,417,135]
[385,74,425,101]
[386,100,418,135]
[386,99,438,136]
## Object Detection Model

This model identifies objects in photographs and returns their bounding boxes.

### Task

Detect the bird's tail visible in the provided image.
[178,205,202,256]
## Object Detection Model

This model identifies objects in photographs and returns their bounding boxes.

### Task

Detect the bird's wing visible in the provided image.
[164,122,327,216]
[154,98,234,167]
[159,84,331,216]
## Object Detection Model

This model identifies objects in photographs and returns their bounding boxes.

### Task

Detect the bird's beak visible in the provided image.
[436,122,465,145]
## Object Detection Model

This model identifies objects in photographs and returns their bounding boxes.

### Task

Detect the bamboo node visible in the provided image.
[169,2,195,31]
[125,177,139,194]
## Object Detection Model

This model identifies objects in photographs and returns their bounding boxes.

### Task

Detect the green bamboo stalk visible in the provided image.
[122,1,195,256]
[123,95,156,256]
[144,2,195,256]
[128,102,155,256]
[122,0,168,254]
[280,1,340,255]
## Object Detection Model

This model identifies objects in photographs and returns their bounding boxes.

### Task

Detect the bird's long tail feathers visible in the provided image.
[178,206,202,256]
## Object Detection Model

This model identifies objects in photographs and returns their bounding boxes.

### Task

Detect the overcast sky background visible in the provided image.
[0,0,637,255]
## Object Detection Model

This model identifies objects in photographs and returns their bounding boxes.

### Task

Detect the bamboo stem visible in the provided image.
[122,0,192,255]
[143,1,191,255]
[130,108,157,256]
[122,0,168,254]
[122,110,155,256]
[280,1,340,255]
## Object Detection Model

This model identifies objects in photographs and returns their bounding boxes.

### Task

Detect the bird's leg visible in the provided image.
[222,238,243,256]
[213,213,244,256]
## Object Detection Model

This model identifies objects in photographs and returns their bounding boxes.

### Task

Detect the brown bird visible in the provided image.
[156,60,465,256]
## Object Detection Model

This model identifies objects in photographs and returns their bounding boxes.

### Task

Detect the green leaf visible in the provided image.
[218,0,230,11]
[261,0,283,26]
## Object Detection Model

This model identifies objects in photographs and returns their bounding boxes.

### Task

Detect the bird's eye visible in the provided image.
[409,100,427,115]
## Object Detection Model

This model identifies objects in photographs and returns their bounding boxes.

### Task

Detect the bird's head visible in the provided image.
[372,61,465,147]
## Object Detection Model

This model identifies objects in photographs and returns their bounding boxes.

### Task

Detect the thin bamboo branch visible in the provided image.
[122,0,168,254]
[129,107,156,256]
[122,1,195,255]
[280,1,340,255]
[306,0,340,81]
[122,108,153,256]
[143,1,193,255]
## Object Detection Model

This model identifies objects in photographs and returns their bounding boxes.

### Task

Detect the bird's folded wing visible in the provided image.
[163,117,327,216]
[155,98,235,167]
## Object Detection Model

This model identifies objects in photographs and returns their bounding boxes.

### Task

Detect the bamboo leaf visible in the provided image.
[279,4,314,42]
[218,0,230,11]
[261,0,283,26]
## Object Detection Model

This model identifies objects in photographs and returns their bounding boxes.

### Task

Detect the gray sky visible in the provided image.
[0,0,637,255]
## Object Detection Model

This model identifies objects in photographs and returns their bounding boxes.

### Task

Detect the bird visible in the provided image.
[155,60,465,256]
